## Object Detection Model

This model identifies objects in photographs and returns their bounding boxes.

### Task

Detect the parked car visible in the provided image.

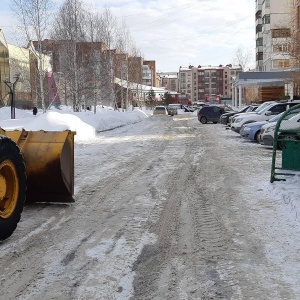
[166,105,178,116]
[183,106,195,112]
[197,105,228,124]
[229,101,275,126]
[220,105,258,125]
[240,112,286,142]
[167,103,183,110]
[153,106,168,115]
[259,111,300,148]
[231,102,300,133]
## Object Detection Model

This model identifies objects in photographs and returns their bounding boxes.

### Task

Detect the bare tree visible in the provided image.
[99,8,119,108]
[51,0,87,111]
[233,45,254,71]
[115,19,137,109]
[11,0,53,112]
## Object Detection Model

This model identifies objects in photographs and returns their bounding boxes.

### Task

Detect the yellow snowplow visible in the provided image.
[0,129,76,240]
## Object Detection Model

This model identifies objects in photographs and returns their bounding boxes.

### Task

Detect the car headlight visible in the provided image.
[243,126,251,132]
[264,125,276,133]
[235,118,243,123]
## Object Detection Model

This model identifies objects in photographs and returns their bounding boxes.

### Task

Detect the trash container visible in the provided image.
[281,139,300,170]
[270,103,300,182]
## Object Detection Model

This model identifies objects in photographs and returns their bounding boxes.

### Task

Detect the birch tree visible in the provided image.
[233,45,254,71]
[115,19,136,109]
[51,0,87,111]
[11,0,53,112]
[98,8,119,108]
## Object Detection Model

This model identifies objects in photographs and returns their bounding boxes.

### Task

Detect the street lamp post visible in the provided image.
[4,73,21,119]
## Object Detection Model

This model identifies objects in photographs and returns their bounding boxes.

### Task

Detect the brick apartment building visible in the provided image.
[178,64,242,103]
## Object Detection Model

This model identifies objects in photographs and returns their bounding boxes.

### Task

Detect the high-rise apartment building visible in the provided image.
[255,0,292,71]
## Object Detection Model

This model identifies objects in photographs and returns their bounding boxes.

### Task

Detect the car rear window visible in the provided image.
[155,107,165,110]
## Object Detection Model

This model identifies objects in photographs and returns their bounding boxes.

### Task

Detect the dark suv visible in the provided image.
[166,106,178,116]
[197,105,227,124]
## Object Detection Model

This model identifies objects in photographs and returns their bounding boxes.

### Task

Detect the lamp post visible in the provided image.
[4,73,21,119]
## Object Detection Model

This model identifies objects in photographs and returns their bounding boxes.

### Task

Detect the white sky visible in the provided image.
[0,0,255,72]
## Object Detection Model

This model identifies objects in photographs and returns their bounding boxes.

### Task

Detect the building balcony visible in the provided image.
[262,23,270,33]
[256,19,262,27]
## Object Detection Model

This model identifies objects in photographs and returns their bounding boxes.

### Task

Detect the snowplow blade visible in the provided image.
[0,129,76,203]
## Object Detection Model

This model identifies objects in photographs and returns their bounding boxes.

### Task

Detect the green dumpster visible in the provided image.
[281,139,300,170]
[270,103,300,182]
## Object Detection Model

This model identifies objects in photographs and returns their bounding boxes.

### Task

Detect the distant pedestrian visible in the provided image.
[33,107,37,115]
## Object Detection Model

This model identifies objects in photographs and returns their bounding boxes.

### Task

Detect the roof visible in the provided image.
[114,77,179,94]
[234,71,294,87]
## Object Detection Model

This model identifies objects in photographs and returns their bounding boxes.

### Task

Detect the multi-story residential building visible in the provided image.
[178,66,192,100]
[0,29,51,108]
[255,0,292,71]
[178,65,242,102]
[142,60,157,87]
[158,72,178,92]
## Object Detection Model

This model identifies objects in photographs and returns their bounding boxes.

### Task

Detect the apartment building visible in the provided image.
[159,72,179,92]
[142,60,158,87]
[0,29,52,107]
[255,0,292,71]
[178,65,242,102]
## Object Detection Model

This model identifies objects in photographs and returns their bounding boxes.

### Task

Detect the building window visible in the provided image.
[273,59,290,68]
[272,28,291,38]
[256,24,262,34]
[256,10,262,20]
[256,38,263,46]
[256,52,263,60]
[262,14,270,24]
[273,44,290,52]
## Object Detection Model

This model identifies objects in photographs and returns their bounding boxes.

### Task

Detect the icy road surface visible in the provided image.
[1,114,300,299]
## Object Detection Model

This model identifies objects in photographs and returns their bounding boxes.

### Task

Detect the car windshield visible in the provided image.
[155,107,165,110]
[268,110,300,122]
[256,102,273,113]
[257,102,277,115]
[269,112,284,122]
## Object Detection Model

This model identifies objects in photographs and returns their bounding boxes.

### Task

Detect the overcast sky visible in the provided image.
[0,0,255,72]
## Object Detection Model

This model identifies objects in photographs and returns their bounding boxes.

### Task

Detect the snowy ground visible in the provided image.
[0,106,300,299]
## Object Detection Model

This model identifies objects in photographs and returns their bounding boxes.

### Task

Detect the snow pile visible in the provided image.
[0,106,149,141]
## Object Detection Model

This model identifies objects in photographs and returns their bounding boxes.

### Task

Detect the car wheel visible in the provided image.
[255,130,261,143]
[200,116,207,124]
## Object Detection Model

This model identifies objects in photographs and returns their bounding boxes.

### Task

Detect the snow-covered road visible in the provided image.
[1,113,300,299]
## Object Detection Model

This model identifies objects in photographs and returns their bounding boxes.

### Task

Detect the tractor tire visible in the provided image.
[0,135,26,241]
